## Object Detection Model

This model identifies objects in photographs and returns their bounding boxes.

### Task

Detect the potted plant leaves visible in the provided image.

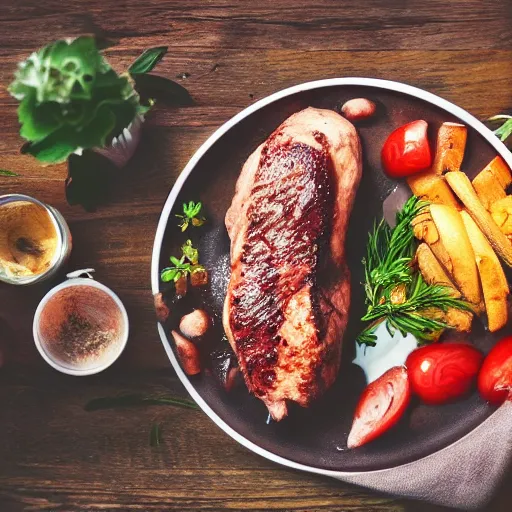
[8,36,190,210]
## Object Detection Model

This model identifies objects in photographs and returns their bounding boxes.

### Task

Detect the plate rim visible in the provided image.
[151,77,512,477]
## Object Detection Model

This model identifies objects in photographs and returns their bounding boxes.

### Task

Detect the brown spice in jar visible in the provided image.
[38,285,123,367]
[57,312,116,363]
[0,201,58,277]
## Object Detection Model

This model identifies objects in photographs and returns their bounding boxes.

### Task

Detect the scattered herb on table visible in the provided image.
[149,422,163,447]
[176,201,206,231]
[161,240,205,283]
[0,170,19,177]
[357,196,472,347]
[84,394,199,411]
[488,115,512,144]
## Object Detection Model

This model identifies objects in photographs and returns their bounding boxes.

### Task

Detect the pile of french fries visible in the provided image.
[407,122,512,333]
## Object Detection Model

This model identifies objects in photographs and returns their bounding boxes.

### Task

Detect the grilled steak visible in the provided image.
[223,107,362,420]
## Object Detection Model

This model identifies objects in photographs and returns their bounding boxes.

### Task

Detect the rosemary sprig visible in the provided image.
[149,422,163,446]
[357,196,472,346]
[176,201,206,232]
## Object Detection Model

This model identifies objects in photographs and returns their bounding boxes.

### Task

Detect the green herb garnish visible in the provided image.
[0,170,19,177]
[149,423,163,446]
[85,394,199,411]
[176,201,206,232]
[488,114,512,144]
[357,196,472,346]
[161,240,205,283]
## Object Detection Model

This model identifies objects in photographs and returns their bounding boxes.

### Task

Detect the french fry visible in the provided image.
[433,122,467,175]
[472,168,506,210]
[429,203,482,307]
[412,210,453,272]
[483,156,512,190]
[460,211,509,332]
[416,243,458,291]
[407,171,459,207]
[416,243,473,332]
[490,196,512,236]
[445,171,512,267]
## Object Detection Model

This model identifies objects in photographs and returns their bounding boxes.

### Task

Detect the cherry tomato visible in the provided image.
[478,336,512,405]
[406,343,483,405]
[347,366,410,449]
[381,120,432,178]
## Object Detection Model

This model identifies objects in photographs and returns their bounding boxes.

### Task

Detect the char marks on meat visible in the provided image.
[223,107,362,420]
[230,141,333,393]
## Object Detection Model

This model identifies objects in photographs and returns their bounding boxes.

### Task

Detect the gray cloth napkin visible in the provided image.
[334,401,512,510]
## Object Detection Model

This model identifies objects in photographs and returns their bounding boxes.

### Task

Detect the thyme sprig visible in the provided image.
[161,240,204,283]
[176,201,206,232]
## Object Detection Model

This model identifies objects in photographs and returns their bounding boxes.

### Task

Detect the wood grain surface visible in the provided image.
[0,1,511,510]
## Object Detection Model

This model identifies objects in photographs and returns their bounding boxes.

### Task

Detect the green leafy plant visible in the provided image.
[161,240,205,283]
[8,37,193,210]
[357,196,472,346]
[9,37,150,164]
[176,201,206,231]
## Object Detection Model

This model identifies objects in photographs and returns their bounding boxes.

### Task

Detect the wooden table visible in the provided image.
[1,1,511,510]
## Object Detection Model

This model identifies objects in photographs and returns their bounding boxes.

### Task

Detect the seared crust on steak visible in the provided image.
[223,107,362,420]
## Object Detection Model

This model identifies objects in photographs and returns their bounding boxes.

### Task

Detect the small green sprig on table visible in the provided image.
[357,196,472,347]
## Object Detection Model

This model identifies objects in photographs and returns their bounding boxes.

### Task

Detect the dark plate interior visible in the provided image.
[157,85,504,472]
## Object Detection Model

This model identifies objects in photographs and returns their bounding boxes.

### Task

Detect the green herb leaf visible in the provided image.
[149,423,162,447]
[129,47,168,75]
[0,170,19,177]
[84,394,199,411]
[495,120,512,142]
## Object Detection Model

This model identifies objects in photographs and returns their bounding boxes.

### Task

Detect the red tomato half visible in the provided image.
[347,366,410,449]
[381,120,432,178]
[406,343,483,405]
[478,336,512,405]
